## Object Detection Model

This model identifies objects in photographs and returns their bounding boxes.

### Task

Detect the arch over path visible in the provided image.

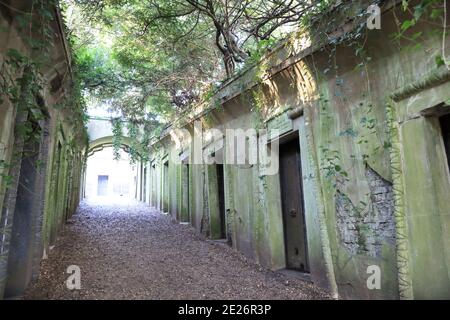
[87,117,131,157]
[87,136,133,157]
[87,117,130,142]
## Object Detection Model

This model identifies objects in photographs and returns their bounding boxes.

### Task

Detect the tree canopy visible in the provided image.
[64,0,333,125]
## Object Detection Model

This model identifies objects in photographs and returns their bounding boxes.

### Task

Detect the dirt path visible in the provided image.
[24,199,330,300]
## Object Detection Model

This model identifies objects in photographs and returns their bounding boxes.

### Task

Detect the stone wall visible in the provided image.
[0,1,87,299]
[335,165,395,258]
[142,0,450,300]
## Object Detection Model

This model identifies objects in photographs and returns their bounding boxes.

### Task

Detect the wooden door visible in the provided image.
[279,137,309,272]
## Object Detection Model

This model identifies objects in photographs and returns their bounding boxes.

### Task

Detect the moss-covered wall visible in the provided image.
[0,3,87,299]
[145,1,450,300]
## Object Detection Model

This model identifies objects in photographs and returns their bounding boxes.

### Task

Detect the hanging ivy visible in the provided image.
[126,121,141,165]
[111,117,123,161]
[0,0,88,139]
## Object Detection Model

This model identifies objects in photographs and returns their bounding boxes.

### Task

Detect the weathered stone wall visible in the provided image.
[145,0,450,300]
[0,2,87,299]
[335,165,395,258]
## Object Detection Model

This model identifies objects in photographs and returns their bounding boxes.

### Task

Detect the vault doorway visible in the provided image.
[5,114,46,298]
[97,175,109,196]
[216,164,226,239]
[143,165,148,202]
[181,163,190,222]
[440,114,450,171]
[163,161,169,212]
[279,136,309,273]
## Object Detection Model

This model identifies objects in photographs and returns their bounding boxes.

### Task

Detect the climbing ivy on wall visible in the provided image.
[0,1,51,184]
[303,0,450,188]
[0,0,88,142]
[0,49,46,146]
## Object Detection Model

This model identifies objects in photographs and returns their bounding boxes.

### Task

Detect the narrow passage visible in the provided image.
[24,200,330,300]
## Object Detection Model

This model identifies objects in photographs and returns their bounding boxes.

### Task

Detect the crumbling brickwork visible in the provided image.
[335,165,395,257]
[335,190,360,255]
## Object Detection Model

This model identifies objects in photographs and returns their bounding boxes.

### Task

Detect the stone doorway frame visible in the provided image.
[387,68,450,299]
[0,94,50,298]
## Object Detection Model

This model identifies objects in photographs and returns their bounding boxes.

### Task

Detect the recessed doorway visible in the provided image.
[97,175,109,196]
[279,136,309,273]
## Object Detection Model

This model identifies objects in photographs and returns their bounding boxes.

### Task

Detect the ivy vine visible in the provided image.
[0,0,88,189]
[111,117,123,161]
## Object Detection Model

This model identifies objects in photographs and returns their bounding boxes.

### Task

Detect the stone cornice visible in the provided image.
[390,68,450,102]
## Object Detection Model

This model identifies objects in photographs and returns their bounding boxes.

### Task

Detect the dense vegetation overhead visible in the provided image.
[64,0,447,132]
[64,0,334,124]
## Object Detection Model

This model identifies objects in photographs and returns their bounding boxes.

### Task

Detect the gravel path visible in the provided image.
[24,200,331,300]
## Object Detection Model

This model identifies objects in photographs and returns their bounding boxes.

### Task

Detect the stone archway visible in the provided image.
[87,136,133,157]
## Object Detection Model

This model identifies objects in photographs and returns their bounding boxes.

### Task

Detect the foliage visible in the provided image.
[319,145,349,188]
[0,0,89,189]
[286,0,447,186]
[393,0,448,68]
[60,0,450,169]
[76,0,322,75]
[64,0,218,124]
[0,160,13,187]
[111,117,123,161]
[62,0,343,130]
[126,121,141,164]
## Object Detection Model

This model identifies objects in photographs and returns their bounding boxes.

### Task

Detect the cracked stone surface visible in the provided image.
[335,165,395,258]
[24,199,331,300]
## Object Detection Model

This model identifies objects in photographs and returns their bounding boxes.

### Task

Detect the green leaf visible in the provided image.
[430,9,443,20]
[402,0,408,11]
[411,31,422,40]
[410,43,423,51]
[436,55,446,68]
[413,4,424,21]
[6,48,24,61]
[400,19,415,31]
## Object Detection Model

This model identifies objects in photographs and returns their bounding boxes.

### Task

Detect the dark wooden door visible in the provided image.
[216,164,226,239]
[441,114,450,170]
[279,138,309,272]
[163,162,169,212]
